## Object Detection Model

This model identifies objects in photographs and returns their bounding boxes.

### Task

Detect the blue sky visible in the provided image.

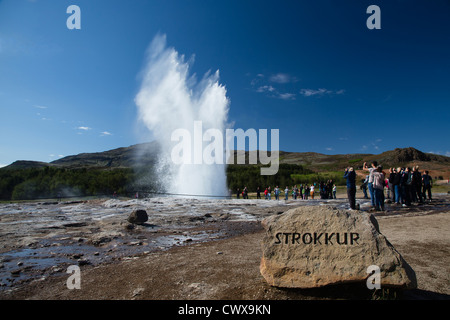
[1,0,449,167]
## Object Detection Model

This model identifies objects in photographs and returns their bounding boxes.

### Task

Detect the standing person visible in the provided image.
[332,184,337,199]
[327,180,333,199]
[363,161,378,208]
[243,186,248,199]
[372,166,385,211]
[406,167,414,204]
[422,171,433,201]
[310,184,314,199]
[264,188,268,200]
[412,166,423,203]
[343,167,357,210]
[409,168,417,203]
[393,167,402,204]
[388,168,396,202]
[236,188,240,199]
[361,176,369,199]
[401,168,411,207]
[256,187,261,199]
[293,185,298,200]
[319,182,325,199]
[284,186,289,200]
[274,186,280,200]
[268,186,271,200]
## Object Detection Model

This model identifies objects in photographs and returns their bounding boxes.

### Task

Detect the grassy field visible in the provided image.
[432,183,450,194]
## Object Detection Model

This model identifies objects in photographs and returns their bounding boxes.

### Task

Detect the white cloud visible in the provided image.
[251,73,297,100]
[300,88,345,97]
[77,126,91,131]
[0,163,7,168]
[256,85,275,93]
[278,93,296,100]
[269,73,297,84]
[429,150,450,157]
[253,82,296,100]
[325,147,333,151]
[300,88,327,96]
[33,105,48,109]
[100,131,112,136]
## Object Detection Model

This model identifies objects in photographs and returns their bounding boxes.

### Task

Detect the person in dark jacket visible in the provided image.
[422,171,433,201]
[343,167,357,210]
[360,177,369,199]
[388,168,396,202]
[401,167,412,207]
[412,166,423,203]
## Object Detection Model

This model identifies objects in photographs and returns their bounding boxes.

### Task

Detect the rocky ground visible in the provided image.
[0,193,449,300]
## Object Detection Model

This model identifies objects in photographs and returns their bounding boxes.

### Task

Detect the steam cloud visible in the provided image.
[135,34,230,197]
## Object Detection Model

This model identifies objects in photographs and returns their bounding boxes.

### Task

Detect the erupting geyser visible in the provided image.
[135,34,230,197]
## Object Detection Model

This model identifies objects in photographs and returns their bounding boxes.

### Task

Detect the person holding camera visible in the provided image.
[363,161,378,208]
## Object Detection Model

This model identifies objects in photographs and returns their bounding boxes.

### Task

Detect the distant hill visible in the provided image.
[363,147,450,166]
[3,160,54,170]
[3,144,449,178]
[51,142,160,169]
[4,142,160,170]
[234,147,449,171]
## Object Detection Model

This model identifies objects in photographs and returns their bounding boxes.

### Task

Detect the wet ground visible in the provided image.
[1,194,449,294]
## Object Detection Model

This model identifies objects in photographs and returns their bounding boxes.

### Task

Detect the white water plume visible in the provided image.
[135,34,230,197]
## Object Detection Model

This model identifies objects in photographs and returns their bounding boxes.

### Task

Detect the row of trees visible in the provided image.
[0,167,139,201]
[226,163,319,192]
[0,163,349,201]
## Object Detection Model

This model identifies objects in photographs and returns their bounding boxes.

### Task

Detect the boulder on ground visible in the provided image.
[260,206,417,289]
[127,209,148,225]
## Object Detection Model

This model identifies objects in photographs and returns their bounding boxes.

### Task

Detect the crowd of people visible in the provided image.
[344,161,433,211]
[234,181,338,201]
[234,161,435,213]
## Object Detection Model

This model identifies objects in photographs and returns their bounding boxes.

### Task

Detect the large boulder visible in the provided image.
[127,209,148,225]
[260,206,417,289]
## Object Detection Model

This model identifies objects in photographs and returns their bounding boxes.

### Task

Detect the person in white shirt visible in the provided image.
[363,161,378,208]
